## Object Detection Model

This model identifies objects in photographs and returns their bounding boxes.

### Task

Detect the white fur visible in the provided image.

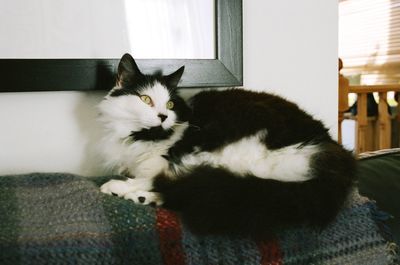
[98,82,184,205]
[175,130,319,182]
[101,177,162,205]
[98,82,187,179]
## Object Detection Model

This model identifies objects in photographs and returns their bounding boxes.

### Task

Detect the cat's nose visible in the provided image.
[158,114,168,122]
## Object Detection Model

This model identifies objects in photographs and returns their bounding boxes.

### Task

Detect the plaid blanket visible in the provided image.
[0,173,397,265]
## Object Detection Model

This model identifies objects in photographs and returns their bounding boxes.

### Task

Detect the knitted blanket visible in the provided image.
[0,173,397,265]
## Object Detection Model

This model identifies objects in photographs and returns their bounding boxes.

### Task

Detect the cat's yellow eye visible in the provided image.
[166,101,174,109]
[140,95,153,106]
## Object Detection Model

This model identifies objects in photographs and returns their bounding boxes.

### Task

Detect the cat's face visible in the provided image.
[99,53,189,136]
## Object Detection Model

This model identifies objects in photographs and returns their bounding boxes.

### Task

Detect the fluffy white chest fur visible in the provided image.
[98,124,187,179]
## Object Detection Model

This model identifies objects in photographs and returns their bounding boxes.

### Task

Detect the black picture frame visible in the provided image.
[0,0,242,92]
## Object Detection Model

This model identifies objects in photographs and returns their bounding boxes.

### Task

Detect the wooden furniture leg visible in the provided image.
[356,93,368,154]
[378,92,391,149]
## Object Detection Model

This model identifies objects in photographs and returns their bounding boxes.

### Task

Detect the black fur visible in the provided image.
[168,90,331,160]
[155,89,356,237]
[154,142,355,238]
[110,53,185,98]
[110,53,191,129]
[130,126,174,141]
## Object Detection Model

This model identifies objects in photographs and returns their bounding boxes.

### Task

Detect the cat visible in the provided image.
[99,53,356,237]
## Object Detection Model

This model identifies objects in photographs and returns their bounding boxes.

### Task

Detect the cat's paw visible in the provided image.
[100,179,133,197]
[124,191,163,206]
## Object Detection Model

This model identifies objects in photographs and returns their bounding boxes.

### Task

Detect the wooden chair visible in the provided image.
[338,59,400,154]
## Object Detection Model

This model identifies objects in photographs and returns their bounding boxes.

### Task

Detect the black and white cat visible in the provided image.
[99,53,356,237]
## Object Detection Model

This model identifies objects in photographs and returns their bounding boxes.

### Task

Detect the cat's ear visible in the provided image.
[116,53,142,87]
[165,66,185,89]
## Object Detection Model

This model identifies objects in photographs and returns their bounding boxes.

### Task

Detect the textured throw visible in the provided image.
[0,173,397,265]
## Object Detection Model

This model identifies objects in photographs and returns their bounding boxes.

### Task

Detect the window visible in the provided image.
[339,0,400,85]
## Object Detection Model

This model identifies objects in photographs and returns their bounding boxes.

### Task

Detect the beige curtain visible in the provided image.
[339,0,400,85]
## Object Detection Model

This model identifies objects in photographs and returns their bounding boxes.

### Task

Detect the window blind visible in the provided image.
[339,0,400,84]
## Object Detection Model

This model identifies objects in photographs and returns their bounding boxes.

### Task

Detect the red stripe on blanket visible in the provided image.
[257,238,283,265]
[156,208,186,265]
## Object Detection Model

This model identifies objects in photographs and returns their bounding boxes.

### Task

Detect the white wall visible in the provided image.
[0,0,338,175]
[243,0,338,135]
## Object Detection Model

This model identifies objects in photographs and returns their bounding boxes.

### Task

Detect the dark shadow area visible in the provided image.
[388,0,400,148]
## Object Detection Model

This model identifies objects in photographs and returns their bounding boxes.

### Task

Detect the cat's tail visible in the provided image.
[153,142,356,238]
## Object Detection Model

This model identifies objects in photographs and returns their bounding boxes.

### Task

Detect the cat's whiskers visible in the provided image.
[174,121,200,130]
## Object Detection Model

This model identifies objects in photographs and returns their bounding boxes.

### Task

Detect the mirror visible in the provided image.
[0,0,242,91]
[0,0,215,59]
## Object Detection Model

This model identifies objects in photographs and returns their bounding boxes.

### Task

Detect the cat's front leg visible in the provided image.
[101,177,163,205]
[100,177,152,197]
[122,178,163,205]
[130,156,169,179]
[124,190,163,206]
[100,179,136,197]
